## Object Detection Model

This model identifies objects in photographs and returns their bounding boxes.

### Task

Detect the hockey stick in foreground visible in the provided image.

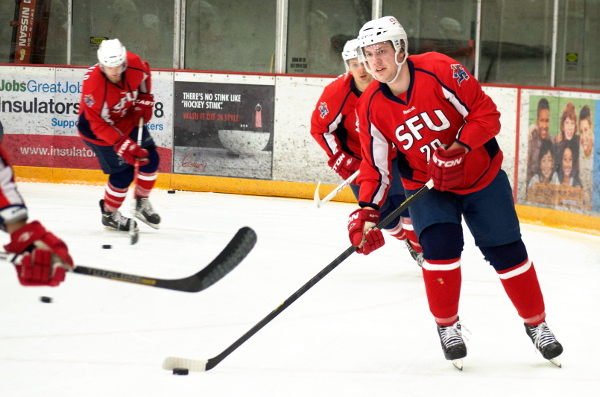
[163,180,433,371]
[0,227,257,293]
[313,170,359,208]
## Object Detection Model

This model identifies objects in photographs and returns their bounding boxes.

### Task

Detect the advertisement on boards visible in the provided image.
[173,81,274,179]
[0,67,173,173]
[519,92,600,216]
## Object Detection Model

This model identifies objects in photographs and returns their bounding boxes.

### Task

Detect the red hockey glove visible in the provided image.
[328,150,360,180]
[114,136,149,166]
[427,147,466,191]
[348,208,385,255]
[4,221,74,287]
[132,93,154,123]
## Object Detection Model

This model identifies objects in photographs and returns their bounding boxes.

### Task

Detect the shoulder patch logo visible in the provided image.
[318,102,329,119]
[450,64,469,86]
[84,94,95,107]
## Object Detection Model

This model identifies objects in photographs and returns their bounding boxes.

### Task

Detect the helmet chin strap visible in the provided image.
[380,49,407,84]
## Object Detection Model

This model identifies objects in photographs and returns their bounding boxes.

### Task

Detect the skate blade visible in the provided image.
[452,359,463,370]
[549,356,562,368]
[134,212,161,229]
[104,225,139,232]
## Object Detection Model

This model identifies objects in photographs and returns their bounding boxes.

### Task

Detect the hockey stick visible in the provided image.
[162,179,433,372]
[130,117,144,245]
[0,226,257,293]
[314,170,359,208]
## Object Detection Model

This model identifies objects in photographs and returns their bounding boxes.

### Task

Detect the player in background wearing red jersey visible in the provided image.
[78,39,160,231]
[310,39,423,265]
[0,121,73,287]
[347,17,562,369]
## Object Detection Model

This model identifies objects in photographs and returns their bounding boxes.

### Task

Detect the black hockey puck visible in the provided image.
[102,244,112,249]
[40,296,52,303]
[172,368,189,375]
[167,190,176,194]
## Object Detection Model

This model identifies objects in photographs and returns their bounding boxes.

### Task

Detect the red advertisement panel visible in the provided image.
[2,134,172,173]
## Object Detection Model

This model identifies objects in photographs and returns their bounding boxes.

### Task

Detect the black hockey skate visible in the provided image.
[525,321,563,367]
[437,321,467,370]
[134,197,161,229]
[100,200,138,231]
[405,240,424,267]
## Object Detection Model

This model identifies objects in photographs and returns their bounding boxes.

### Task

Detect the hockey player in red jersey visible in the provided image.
[78,39,161,231]
[310,39,423,265]
[346,17,562,369]
[0,127,73,287]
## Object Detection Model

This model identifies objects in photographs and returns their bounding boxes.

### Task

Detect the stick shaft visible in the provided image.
[129,117,144,244]
[314,170,359,208]
[201,180,433,370]
[1,227,257,293]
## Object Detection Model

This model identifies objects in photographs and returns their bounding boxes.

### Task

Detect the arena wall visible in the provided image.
[1,66,598,234]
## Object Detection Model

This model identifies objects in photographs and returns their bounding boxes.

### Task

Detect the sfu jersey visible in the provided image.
[356,52,503,209]
[78,52,152,146]
[310,73,363,161]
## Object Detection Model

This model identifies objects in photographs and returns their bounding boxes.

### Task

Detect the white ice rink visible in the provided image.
[0,182,599,397]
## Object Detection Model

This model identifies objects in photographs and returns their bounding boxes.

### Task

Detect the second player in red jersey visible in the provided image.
[310,39,423,264]
[78,38,161,232]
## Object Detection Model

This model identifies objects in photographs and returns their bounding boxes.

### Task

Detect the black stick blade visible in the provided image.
[71,227,257,292]
[177,226,257,292]
[130,229,139,245]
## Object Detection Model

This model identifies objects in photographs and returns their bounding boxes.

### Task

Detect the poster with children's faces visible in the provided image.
[592,101,600,213]
[523,94,598,214]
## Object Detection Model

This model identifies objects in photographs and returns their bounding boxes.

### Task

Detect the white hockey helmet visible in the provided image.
[342,39,360,73]
[342,39,359,61]
[357,16,408,54]
[97,39,127,67]
[357,16,409,83]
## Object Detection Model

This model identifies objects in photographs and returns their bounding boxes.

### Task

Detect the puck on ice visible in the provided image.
[40,296,52,303]
[102,244,112,249]
[167,190,176,194]
[172,368,189,375]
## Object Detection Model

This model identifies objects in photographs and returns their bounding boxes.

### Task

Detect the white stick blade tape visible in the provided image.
[313,181,322,207]
[162,357,208,372]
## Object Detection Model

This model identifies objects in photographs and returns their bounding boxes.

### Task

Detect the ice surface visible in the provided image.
[0,182,598,396]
